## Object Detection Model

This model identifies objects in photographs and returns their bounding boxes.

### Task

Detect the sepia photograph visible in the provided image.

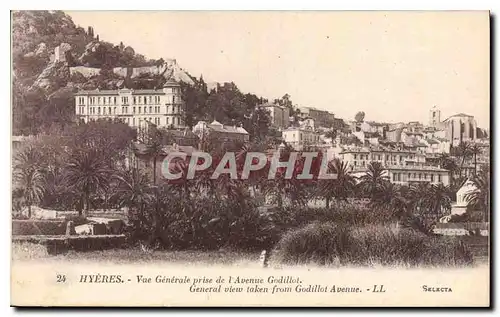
[10,10,491,307]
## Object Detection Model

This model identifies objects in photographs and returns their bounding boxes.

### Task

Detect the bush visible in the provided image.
[272,222,473,267]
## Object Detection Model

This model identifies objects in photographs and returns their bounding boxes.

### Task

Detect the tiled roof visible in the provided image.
[443,113,474,122]
[208,124,249,135]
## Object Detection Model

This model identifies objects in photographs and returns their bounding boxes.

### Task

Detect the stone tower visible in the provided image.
[429,105,441,127]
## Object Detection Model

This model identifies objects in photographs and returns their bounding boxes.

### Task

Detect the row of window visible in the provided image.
[78,105,181,115]
[78,95,177,106]
[392,172,442,183]
[85,116,182,126]
[353,154,417,161]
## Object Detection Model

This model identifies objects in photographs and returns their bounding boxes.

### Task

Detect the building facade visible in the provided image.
[260,103,290,129]
[443,113,477,146]
[338,146,449,186]
[429,105,441,127]
[299,107,335,128]
[282,126,321,150]
[74,79,185,129]
[193,120,250,145]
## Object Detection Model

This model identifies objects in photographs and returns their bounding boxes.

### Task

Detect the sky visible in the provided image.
[67,11,490,128]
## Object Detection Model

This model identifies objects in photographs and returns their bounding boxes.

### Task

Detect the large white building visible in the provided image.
[339,146,450,186]
[74,79,185,129]
[282,126,321,150]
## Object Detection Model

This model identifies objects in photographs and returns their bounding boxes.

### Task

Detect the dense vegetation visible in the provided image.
[272,222,473,267]
[12,119,490,254]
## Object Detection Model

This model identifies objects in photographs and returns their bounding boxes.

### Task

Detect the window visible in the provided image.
[114,97,117,104]
[139,107,141,114]
[166,117,169,124]
[103,97,106,105]
[133,107,136,114]
[438,174,442,182]
[150,106,152,113]
[98,107,101,114]
[419,173,422,180]
[98,97,101,104]
[133,97,136,104]
[431,174,434,182]
[144,107,147,114]
[148,96,152,104]
[354,154,357,159]
[113,107,116,114]
[173,96,176,104]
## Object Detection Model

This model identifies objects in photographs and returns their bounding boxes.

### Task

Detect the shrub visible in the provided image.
[272,222,473,267]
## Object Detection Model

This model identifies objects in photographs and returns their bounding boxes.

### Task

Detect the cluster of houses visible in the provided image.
[72,83,490,189]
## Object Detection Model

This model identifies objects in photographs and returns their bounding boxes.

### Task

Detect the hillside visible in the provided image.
[12,10,196,135]
[12,11,274,142]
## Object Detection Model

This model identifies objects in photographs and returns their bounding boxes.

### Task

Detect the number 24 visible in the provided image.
[56,274,66,283]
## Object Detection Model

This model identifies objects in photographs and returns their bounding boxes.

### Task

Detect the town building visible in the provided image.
[429,105,441,127]
[282,126,321,150]
[192,120,249,145]
[338,145,449,186]
[442,113,477,146]
[260,103,290,129]
[298,106,335,128]
[74,79,185,129]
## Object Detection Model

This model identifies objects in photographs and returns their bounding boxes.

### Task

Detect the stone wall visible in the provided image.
[70,66,101,78]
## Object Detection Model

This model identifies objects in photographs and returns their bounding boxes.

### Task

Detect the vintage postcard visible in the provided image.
[10,10,490,307]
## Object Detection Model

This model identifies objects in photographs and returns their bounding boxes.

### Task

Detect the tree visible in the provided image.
[144,125,165,185]
[13,145,46,217]
[354,111,365,123]
[438,153,458,183]
[317,158,356,208]
[63,148,113,216]
[358,162,389,201]
[180,77,208,129]
[455,142,472,179]
[469,143,482,175]
[425,184,452,219]
[464,165,490,222]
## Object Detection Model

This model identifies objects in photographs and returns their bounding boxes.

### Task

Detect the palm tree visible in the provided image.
[464,165,490,222]
[425,184,452,219]
[358,161,389,201]
[317,158,356,208]
[144,127,165,185]
[438,153,458,181]
[469,143,482,175]
[13,145,46,218]
[455,142,472,179]
[371,183,412,226]
[63,149,113,217]
[113,170,154,214]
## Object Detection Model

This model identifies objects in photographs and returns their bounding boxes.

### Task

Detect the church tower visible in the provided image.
[429,105,441,127]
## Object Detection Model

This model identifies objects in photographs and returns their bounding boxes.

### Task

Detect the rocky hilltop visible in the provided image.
[13,10,195,96]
